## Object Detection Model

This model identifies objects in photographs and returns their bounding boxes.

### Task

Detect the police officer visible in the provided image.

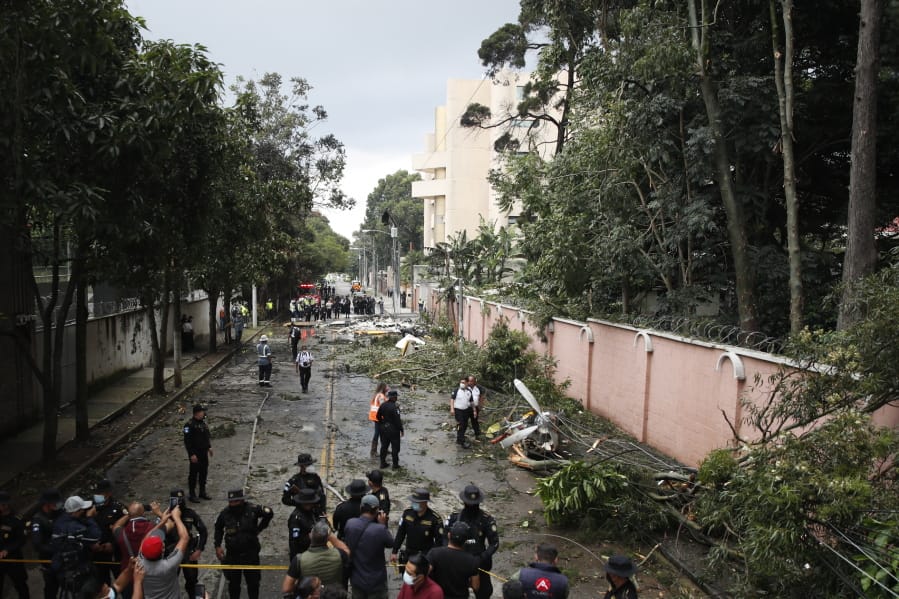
[287,488,320,560]
[282,454,326,515]
[391,488,444,567]
[92,479,126,584]
[30,489,62,599]
[0,491,29,598]
[332,480,366,541]
[366,470,391,516]
[213,488,273,599]
[257,335,273,386]
[165,489,208,598]
[446,485,499,599]
[183,404,213,502]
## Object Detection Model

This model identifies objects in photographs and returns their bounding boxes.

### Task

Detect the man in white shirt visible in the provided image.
[467,375,484,438]
[450,378,474,447]
[295,345,314,393]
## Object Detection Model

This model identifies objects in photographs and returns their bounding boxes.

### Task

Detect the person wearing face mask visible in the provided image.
[397,553,443,599]
[390,489,443,569]
[30,489,63,599]
[444,486,498,599]
[93,479,127,585]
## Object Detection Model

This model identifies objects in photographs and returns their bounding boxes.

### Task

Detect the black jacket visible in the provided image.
[376,400,403,435]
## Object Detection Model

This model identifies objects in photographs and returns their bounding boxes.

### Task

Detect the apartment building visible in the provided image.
[412,73,554,251]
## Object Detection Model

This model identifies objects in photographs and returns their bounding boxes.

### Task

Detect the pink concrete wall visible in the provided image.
[413,284,899,466]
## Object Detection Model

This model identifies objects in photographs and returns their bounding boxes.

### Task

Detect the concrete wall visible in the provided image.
[29,297,213,411]
[423,286,899,467]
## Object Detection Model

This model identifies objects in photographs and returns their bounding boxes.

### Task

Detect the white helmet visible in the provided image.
[260,335,268,342]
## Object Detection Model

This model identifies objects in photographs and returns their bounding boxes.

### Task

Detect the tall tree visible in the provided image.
[0,0,143,459]
[687,0,759,332]
[770,0,803,334]
[356,170,423,274]
[838,0,884,329]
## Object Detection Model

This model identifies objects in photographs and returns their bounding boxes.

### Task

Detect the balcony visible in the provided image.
[412,151,447,172]
[412,178,447,199]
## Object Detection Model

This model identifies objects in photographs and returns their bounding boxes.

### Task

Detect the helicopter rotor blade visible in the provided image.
[500,425,539,448]
[513,378,543,414]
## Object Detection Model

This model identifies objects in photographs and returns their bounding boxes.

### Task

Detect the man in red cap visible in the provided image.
[139,506,188,599]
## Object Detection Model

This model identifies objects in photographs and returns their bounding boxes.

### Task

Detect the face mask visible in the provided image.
[403,572,417,586]
[411,502,420,512]
[459,383,466,389]
[93,495,106,506]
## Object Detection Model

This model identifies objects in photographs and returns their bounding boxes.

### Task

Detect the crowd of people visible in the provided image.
[0,375,642,599]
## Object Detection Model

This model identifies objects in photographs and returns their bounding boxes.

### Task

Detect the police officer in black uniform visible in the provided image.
[213,488,273,599]
[287,488,320,560]
[29,489,62,599]
[446,485,499,599]
[92,479,126,584]
[332,480,367,540]
[0,491,29,598]
[390,488,444,567]
[282,453,326,515]
[366,470,391,516]
[183,404,213,502]
[165,489,208,598]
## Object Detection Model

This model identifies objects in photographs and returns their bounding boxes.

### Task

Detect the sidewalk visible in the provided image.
[0,325,265,492]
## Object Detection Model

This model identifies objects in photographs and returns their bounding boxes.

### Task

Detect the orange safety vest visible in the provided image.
[369,393,386,422]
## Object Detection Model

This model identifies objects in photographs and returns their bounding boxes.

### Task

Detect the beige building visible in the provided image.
[412,73,554,251]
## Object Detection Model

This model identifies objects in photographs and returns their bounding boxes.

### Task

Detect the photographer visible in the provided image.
[164,490,207,598]
[139,504,188,599]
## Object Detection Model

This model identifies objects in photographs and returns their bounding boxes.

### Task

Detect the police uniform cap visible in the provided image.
[459,484,484,505]
[170,489,185,499]
[450,521,470,542]
[360,494,380,509]
[39,489,62,504]
[227,488,246,501]
[0,491,10,504]
[296,453,316,466]
[192,404,206,414]
[387,389,398,399]
[294,488,321,504]
[409,488,430,502]
[366,469,383,485]
[345,479,368,498]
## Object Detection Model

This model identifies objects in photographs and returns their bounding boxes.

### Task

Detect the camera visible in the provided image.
[195,583,205,599]
[169,496,180,510]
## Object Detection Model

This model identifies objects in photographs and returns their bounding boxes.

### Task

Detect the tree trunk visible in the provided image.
[688,0,759,332]
[770,0,803,335]
[207,289,219,353]
[172,281,182,389]
[838,0,883,329]
[74,249,89,441]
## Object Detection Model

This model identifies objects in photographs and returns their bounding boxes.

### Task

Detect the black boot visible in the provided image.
[199,487,212,500]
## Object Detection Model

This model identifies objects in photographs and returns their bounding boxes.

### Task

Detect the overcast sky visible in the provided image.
[125,0,522,239]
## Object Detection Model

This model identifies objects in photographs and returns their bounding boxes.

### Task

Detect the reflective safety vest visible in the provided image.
[369,393,385,422]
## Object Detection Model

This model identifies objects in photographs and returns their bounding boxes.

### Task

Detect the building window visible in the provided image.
[508,215,520,225]
[512,119,539,129]
[515,86,526,101]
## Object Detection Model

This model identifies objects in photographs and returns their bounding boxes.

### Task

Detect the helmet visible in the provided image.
[260,335,268,342]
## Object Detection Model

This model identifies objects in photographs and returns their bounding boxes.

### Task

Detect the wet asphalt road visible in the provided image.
[88,294,530,598]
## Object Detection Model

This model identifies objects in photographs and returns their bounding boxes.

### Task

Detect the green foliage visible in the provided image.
[697,449,738,489]
[355,169,422,277]
[535,460,629,526]
[478,317,538,391]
